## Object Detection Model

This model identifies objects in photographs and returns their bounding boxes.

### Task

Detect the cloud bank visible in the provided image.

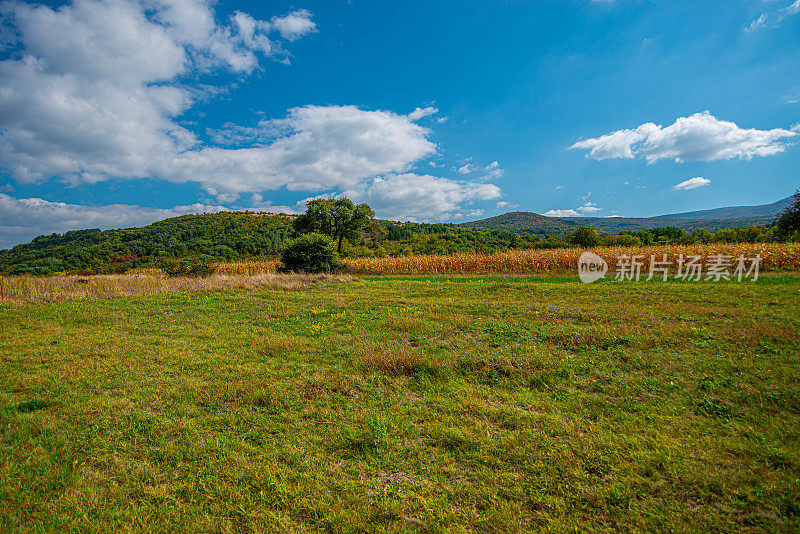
[544,202,601,218]
[341,174,501,221]
[571,111,797,163]
[0,0,317,185]
[0,0,505,247]
[0,193,229,249]
[167,105,439,194]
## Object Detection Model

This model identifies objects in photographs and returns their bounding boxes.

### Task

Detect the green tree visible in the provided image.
[775,189,800,239]
[293,198,375,254]
[570,226,602,247]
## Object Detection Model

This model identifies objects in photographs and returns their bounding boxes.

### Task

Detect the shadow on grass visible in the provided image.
[6,398,54,413]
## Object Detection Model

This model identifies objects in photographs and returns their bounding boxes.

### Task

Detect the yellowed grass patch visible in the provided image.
[0,272,353,303]
[253,332,309,355]
[364,342,433,376]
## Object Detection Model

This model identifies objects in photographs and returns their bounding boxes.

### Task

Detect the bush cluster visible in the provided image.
[279,234,343,273]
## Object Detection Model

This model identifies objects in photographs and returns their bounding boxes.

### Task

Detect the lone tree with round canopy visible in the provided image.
[292,198,375,254]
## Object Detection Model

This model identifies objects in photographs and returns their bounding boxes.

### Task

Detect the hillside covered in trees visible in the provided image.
[0,212,531,275]
[461,211,777,235]
[0,209,786,275]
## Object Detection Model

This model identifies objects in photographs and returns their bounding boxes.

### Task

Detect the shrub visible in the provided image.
[279,233,343,273]
[186,261,217,277]
[108,262,133,274]
[158,257,217,277]
[159,257,184,276]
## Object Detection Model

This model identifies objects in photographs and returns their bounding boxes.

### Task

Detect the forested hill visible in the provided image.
[460,212,576,236]
[0,212,532,275]
[0,212,294,275]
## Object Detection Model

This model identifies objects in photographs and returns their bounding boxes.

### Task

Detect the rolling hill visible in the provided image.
[0,212,526,275]
[462,197,789,235]
[461,212,777,236]
[459,212,577,236]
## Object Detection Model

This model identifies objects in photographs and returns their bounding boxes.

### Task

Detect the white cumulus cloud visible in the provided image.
[270,9,316,41]
[456,160,504,180]
[544,202,601,217]
[407,106,438,121]
[577,201,601,213]
[340,173,501,222]
[168,105,438,193]
[543,208,581,217]
[571,111,797,163]
[457,163,478,174]
[0,0,319,186]
[673,177,711,190]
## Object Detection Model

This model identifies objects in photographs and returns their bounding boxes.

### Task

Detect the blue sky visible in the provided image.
[1,0,799,247]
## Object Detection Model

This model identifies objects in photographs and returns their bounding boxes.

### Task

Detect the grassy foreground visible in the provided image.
[1,276,799,532]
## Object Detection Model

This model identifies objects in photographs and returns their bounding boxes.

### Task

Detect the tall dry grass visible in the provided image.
[215,260,280,276]
[0,272,352,303]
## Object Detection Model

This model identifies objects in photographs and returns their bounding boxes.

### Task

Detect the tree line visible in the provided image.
[2,191,799,275]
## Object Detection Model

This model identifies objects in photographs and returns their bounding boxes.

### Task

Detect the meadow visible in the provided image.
[1,271,799,532]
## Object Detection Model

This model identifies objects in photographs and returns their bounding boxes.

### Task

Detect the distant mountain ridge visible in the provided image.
[654,196,792,220]
[462,196,791,235]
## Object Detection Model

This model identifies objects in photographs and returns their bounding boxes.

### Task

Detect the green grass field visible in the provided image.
[1,276,799,532]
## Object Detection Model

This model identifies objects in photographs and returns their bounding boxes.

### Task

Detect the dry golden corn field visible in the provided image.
[221,243,800,275]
